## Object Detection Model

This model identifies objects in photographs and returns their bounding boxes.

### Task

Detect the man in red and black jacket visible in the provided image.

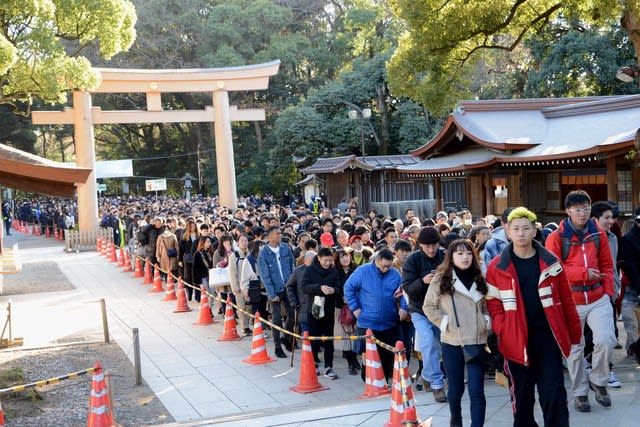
[545,190,616,413]
[487,207,581,427]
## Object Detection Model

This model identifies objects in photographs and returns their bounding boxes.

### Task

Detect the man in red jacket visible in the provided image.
[487,207,581,427]
[545,190,616,413]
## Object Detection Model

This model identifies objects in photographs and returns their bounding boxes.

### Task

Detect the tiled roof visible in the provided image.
[300,155,374,174]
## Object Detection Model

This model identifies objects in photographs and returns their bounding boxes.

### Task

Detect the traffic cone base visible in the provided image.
[384,341,419,427]
[193,288,216,325]
[218,295,241,341]
[242,312,275,365]
[162,274,177,301]
[290,331,329,394]
[360,329,390,399]
[87,362,115,427]
[173,280,193,313]
[143,259,153,284]
[150,266,164,293]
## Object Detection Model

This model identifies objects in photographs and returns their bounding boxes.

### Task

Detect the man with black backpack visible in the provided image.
[545,190,616,413]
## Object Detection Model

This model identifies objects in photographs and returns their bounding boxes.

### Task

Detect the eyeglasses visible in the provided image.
[569,206,591,214]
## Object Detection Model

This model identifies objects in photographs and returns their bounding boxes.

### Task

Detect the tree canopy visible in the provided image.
[0,0,137,108]
[388,0,640,113]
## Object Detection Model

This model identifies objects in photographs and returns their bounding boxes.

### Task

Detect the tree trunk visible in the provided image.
[622,11,640,64]
[376,83,390,155]
[254,121,264,153]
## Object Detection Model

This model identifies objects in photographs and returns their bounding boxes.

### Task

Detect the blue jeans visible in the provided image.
[442,343,486,427]
[411,312,445,389]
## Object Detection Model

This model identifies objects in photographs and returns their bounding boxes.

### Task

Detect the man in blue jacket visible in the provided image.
[258,226,295,358]
[345,248,401,381]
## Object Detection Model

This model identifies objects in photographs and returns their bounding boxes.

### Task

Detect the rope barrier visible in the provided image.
[0,366,96,395]
[129,252,400,352]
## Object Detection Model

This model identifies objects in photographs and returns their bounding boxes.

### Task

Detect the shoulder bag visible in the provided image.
[451,293,492,368]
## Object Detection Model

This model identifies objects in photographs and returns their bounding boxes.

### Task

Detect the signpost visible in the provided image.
[97,183,107,197]
[145,179,167,202]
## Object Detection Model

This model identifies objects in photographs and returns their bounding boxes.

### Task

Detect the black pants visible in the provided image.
[356,326,399,382]
[309,312,335,368]
[271,293,294,350]
[504,337,568,427]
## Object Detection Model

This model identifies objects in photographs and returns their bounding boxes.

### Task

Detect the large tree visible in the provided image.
[388,0,640,113]
[0,0,137,110]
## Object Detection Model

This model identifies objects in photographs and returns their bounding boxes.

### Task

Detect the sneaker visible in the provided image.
[608,370,621,388]
[574,396,591,412]
[433,388,447,403]
[274,348,287,359]
[324,367,338,380]
[415,376,431,392]
[348,365,357,376]
[614,342,623,349]
[589,381,612,407]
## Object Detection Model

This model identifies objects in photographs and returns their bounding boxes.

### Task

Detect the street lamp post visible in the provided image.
[348,108,372,160]
[348,107,372,211]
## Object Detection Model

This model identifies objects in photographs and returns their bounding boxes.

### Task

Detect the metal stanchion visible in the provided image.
[99,298,110,343]
[133,328,142,385]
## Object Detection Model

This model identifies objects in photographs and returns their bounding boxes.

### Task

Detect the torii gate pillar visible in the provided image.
[212,88,237,208]
[73,91,99,231]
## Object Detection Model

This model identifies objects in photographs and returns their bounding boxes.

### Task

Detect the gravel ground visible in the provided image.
[0,248,174,426]
[0,343,173,426]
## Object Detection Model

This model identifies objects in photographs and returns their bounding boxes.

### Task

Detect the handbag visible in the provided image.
[312,295,325,319]
[339,305,353,325]
[208,267,230,288]
[451,293,492,368]
[247,279,262,305]
[183,252,194,263]
[167,248,177,257]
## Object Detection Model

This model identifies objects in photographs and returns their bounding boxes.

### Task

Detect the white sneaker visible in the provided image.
[608,370,621,388]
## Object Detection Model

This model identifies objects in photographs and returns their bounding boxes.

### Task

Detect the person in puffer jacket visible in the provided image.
[344,248,401,382]
[487,207,581,427]
[545,190,616,413]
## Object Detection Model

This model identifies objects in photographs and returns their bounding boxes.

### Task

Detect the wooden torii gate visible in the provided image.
[32,60,280,232]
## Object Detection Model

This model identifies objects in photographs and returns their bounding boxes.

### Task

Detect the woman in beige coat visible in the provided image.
[423,238,490,427]
[156,228,179,281]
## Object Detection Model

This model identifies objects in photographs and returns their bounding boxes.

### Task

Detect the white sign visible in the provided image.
[145,179,167,191]
[97,183,107,192]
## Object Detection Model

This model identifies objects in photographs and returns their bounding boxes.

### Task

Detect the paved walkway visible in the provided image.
[2,231,640,426]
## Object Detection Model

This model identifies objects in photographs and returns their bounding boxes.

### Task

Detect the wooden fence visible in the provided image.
[64,227,113,253]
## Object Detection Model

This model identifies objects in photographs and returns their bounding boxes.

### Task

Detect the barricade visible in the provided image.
[193,286,216,326]
[87,362,115,427]
[150,266,163,293]
[242,312,274,365]
[162,274,177,301]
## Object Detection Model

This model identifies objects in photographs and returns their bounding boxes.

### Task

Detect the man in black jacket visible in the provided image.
[620,206,640,362]
[286,251,316,339]
[301,247,342,380]
[402,226,447,402]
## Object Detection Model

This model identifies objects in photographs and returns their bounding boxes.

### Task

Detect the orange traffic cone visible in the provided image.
[143,259,153,284]
[193,286,216,325]
[87,362,115,427]
[242,312,275,365]
[162,274,177,301]
[384,341,419,427]
[173,279,193,313]
[121,251,132,273]
[360,329,391,398]
[110,243,118,263]
[118,247,126,267]
[32,223,37,235]
[35,224,41,236]
[53,225,58,239]
[96,237,102,252]
[0,401,5,426]
[290,331,329,394]
[45,226,51,238]
[150,265,163,293]
[218,295,241,341]
[133,257,143,278]
[100,239,107,256]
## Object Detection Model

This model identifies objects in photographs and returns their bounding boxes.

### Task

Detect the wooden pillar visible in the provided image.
[484,173,494,217]
[73,91,98,231]
[434,177,442,212]
[606,157,617,202]
[212,89,238,209]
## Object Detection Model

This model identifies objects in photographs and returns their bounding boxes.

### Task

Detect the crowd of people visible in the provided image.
[4,190,640,427]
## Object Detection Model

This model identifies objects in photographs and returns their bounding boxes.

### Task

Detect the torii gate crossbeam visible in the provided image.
[32,61,280,231]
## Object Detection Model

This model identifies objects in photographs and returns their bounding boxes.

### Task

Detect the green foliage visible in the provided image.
[387,0,635,113]
[0,0,137,107]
